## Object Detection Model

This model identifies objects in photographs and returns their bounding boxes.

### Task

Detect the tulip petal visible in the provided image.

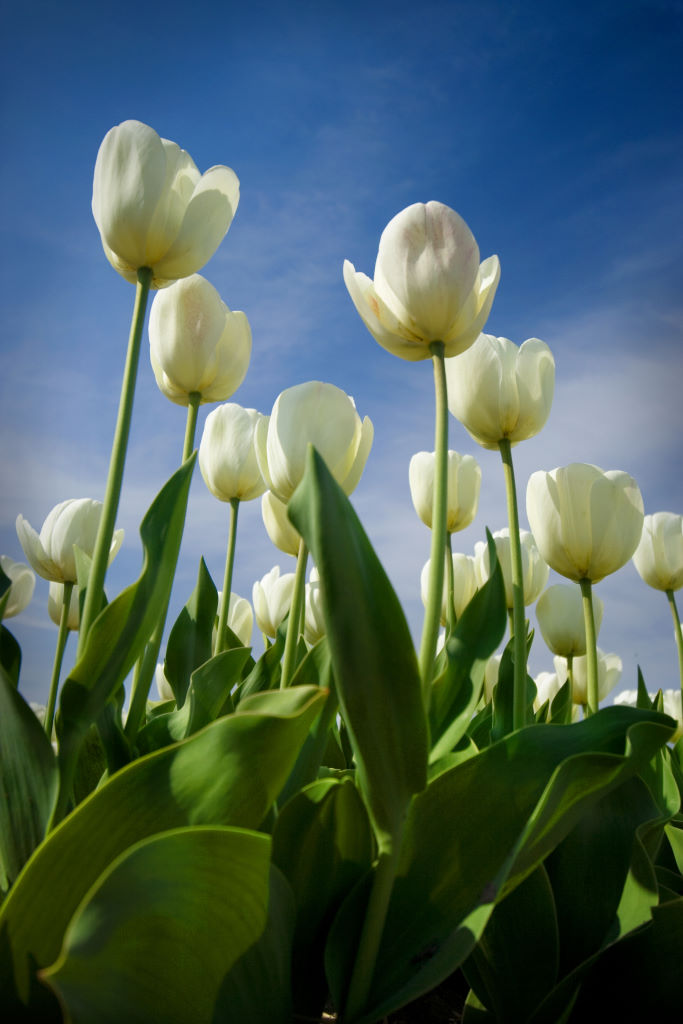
[340,415,374,495]
[443,255,501,356]
[16,514,61,581]
[156,166,240,281]
[343,262,431,361]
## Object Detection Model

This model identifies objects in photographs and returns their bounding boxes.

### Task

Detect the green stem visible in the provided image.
[499,438,527,731]
[280,537,308,688]
[78,267,153,653]
[44,582,73,738]
[418,341,448,701]
[666,589,683,710]
[580,578,599,714]
[445,531,456,637]
[566,653,574,707]
[182,392,201,463]
[344,832,403,1022]
[215,499,240,655]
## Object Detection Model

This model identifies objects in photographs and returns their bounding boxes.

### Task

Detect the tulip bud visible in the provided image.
[409,451,481,532]
[16,499,124,585]
[261,491,301,557]
[92,120,239,287]
[446,334,555,449]
[632,512,683,592]
[252,566,296,638]
[420,552,478,626]
[155,663,175,702]
[199,404,267,502]
[484,653,502,702]
[344,201,500,361]
[536,583,604,658]
[149,276,251,407]
[0,555,35,618]
[214,591,253,648]
[304,567,326,645]
[255,381,373,504]
[526,463,644,583]
[554,649,622,705]
[474,529,548,609]
[47,582,80,631]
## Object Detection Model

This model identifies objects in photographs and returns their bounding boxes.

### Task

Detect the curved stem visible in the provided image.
[78,267,153,653]
[215,499,240,655]
[580,578,599,714]
[418,341,448,702]
[666,589,683,710]
[182,392,201,463]
[44,582,73,738]
[280,537,308,688]
[499,438,527,730]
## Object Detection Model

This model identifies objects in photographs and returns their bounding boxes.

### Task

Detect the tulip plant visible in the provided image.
[1,120,682,1024]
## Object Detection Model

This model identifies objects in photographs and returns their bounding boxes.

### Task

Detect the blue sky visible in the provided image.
[1,0,682,707]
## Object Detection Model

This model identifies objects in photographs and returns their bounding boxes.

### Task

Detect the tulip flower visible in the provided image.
[632,511,683,704]
[484,654,503,703]
[536,583,604,658]
[527,463,643,714]
[149,276,251,410]
[215,591,253,649]
[48,582,80,632]
[445,334,555,450]
[16,499,123,585]
[155,663,175,703]
[474,528,548,611]
[304,567,326,646]
[615,688,682,743]
[252,566,296,640]
[420,552,478,627]
[343,201,499,363]
[92,120,240,288]
[261,491,301,557]
[0,555,35,619]
[409,451,481,533]
[554,649,622,708]
[255,381,373,505]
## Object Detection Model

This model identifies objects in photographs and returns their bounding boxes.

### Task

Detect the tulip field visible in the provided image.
[1,120,682,1023]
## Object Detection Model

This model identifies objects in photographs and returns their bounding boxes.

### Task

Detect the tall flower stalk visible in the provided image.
[78,267,152,653]
[499,438,528,729]
[280,538,309,688]
[667,589,683,706]
[44,582,74,737]
[580,578,600,714]
[215,499,240,656]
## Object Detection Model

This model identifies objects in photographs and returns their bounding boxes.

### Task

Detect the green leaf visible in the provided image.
[490,636,536,742]
[0,669,58,892]
[0,684,326,1005]
[273,777,374,1018]
[288,446,428,845]
[429,540,506,762]
[55,457,196,812]
[0,625,21,688]
[164,557,217,707]
[329,707,674,1023]
[463,866,559,1023]
[43,826,273,1024]
[237,631,285,700]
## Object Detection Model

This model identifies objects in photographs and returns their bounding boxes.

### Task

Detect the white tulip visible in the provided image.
[446,334,555,449]
[0,555,35,618]
[484,653,502,702]
[527,463,644,583]
[474,529,548,609]
[199,404,267,502]
[421,552,478,626]
[409,450,481,533]
[252,566,296,638]
[304,567,326,645]
[554,649,622,706]
[632,512,683,592]
[614,688,682,743]
[155,663,175,702]
[536,583,604,658]
[92,120,239,287]
[16,499,124,585]
[149,276,251,406]
[344,201,499,361]
[255,381,373,504]
[47,582,80,631]
[215,590,253,648]
[261,491,301,557]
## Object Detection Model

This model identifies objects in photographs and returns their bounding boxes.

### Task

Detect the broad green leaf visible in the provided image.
[548,679,573,725]
[329,707,674,1023]
[55,457,196,812]
[136,648,249,754]
[0,625,21,688]
[164,557,217,707]
[429,539,506,762]
[490,636,536,743]
[288,446,428,845]
[237,631,285,700]
[43,827,272,1024]
[463,866,559,1023]
[273,777,374,1018]
[0,669,57,892]
[0,684,326,1005]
